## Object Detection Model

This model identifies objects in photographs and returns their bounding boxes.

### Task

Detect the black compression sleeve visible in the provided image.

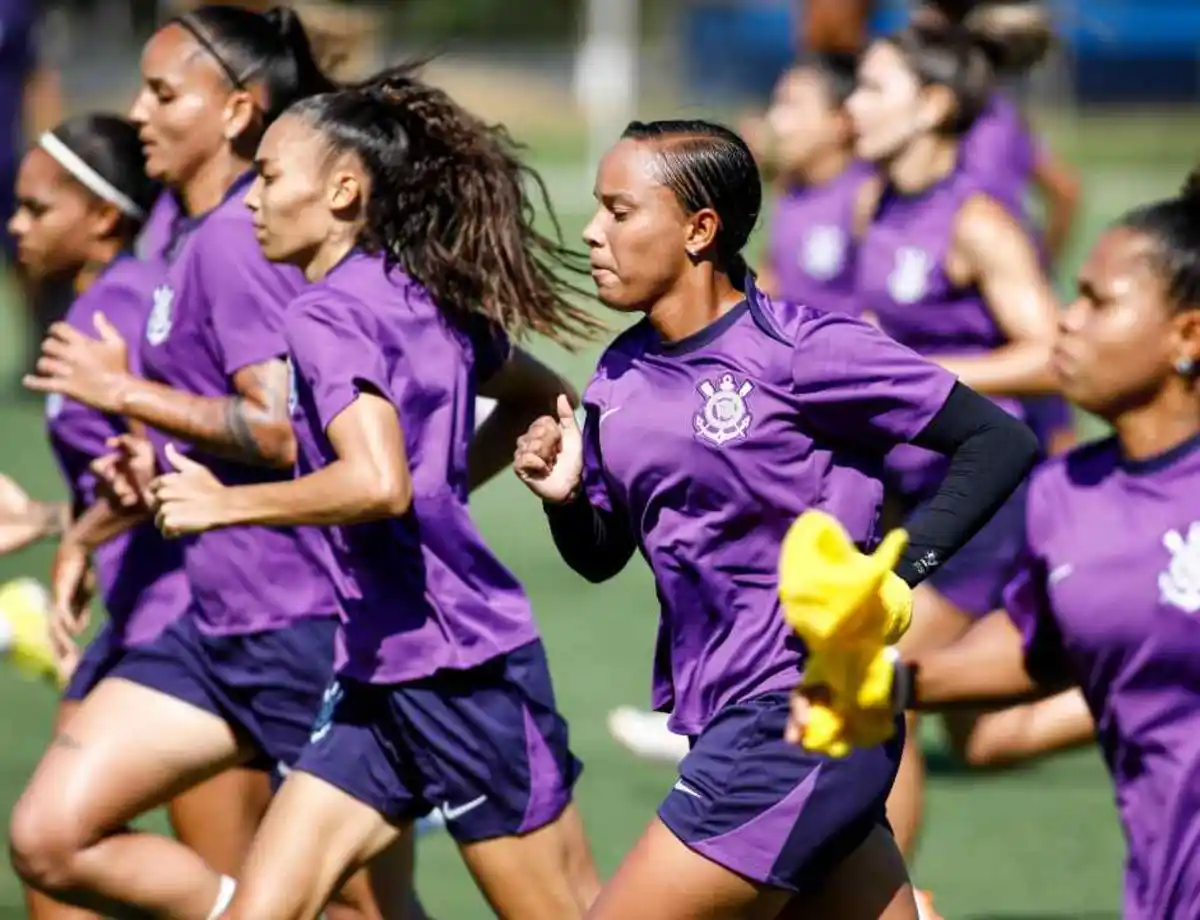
[893,382,1040,587]
[543,492,637,583]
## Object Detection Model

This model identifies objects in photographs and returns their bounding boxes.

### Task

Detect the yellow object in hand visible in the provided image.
[778,511,915,756]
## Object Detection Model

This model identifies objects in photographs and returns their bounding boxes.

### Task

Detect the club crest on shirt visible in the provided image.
[145,284,174,345]
[44,393,64,420]
[888,247,931,304]
[694,374,754,446]
[1159,521,1200,614]
[802,225,846,280]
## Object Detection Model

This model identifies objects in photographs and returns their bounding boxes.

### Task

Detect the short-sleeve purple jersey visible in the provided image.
[580,278,957,734]
[766,160,872,317]
[960,92,1038,218]
[1003,434,1200,919]
[858,172,1027,502]
[284,249,537,684]
[138,173,337,635]
[45,255,187,645]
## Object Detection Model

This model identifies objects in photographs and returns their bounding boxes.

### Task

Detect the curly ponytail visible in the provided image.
[288,64,601,347]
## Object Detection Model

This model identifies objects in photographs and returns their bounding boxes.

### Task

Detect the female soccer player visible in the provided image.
[149,66,601,920]
[3,112,308,920]
[846,11,1094,880]
[515,118,1037,920]
[10,9,406,920]
[791,170,1200,919]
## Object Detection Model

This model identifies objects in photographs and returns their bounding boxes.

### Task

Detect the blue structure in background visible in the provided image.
[681,0,1200,104]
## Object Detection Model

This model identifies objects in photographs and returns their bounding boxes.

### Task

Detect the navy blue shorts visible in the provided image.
[63,623,124,702]
[110,611,338,779]
[295,640,581,843]
[658,693,903,894]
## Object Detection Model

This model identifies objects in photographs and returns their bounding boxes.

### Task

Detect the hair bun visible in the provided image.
[963,2,1053,74]
[1180,167,1200,207]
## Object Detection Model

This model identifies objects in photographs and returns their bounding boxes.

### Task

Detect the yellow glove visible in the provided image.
[778,511,915,756]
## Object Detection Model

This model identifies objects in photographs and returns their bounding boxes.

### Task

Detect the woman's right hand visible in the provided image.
[514,394,583,504]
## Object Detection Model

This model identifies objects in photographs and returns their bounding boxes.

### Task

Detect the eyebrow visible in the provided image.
[594,190,636,206]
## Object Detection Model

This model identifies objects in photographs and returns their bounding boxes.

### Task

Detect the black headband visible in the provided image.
[174,14,247,89]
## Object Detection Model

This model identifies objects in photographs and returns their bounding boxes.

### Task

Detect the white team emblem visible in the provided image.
[694,374,754,446]
[45,393,64,420]
[888,247,931,304]
[286,357,298,415]
[802,225,845,280]
[145,284,174,345]
[1159,521,1200,614]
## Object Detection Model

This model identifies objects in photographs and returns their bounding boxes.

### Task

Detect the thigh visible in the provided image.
[226,771,403,920]
[460,802,595,920]
[14,677,246,842]
[778,825,915,920]
[168,767,273,876]
[660,694,902,896]
[586,818,790,920]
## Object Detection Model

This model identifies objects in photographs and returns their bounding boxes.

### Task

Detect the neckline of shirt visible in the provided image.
[1118,430,1200,476]
[652,299,750,357]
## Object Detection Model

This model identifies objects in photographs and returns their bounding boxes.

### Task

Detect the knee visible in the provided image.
[8,792,88,893]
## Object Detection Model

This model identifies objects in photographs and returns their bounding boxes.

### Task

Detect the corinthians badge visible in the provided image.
[694,373,754,446]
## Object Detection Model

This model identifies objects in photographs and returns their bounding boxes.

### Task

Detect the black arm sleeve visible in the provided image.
[543,492,637,584]
[893,382,1041,588]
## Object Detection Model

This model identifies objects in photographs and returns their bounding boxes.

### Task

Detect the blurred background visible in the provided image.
[1,0,1198,916]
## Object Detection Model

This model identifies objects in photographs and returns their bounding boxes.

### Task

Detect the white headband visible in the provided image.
[38,132,146,220]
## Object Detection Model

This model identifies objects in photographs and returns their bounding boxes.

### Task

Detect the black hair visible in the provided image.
[801,50,860,106]
[287,63,601,347]
[48,113,160,239]
[620,119,761,287]
[1117,169,1200,313]
[887,1,1052,133]
[171,4,335,122]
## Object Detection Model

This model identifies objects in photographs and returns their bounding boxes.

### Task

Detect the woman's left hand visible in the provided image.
[151,444,227,538]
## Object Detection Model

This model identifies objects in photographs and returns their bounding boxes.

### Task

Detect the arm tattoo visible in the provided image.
[223,396,262,461]
[220,361,291,465]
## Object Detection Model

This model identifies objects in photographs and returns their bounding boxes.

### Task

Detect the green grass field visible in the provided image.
[0,111,1192,918]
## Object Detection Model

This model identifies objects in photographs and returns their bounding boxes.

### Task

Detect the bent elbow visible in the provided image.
[372,474,412,519]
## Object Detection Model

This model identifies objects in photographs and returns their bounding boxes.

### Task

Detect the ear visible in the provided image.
[683,207,721,261]
[222,90,260,142]
[87,199,122,242]
[327,168,363,215]
[1171,307,1200,366]
[918,84,957,133]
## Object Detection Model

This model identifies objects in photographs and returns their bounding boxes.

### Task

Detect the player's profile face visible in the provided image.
[129,24,235,185]
[245,116,336,270]
[1055,227,1179,417]
[8,148,98,280]
[768,69,841,171]
[847,41,923,162]
[582,138,692,313]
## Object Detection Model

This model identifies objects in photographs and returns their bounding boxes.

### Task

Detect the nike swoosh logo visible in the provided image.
[1048,564,1074,585]
[672,779,703,799]
[441,794,488,821]
[600,406,621,424]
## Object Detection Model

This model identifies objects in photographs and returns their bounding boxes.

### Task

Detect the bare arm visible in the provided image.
[67,497,146,552]
[940,194,1061,396]
[908,610,1068,711]
[470,348,579,492]
[118,358,295,468]
[1032,148,1081,266]
[155,390,410,535]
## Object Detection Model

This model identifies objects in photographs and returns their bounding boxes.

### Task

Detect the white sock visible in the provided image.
[206,875,237,920]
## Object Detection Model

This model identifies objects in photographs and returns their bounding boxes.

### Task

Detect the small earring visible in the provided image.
[1176,356,1197,377]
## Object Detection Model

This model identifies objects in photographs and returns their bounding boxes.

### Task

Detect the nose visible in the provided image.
[581,209,604,249]
[1058,297,1087,335]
